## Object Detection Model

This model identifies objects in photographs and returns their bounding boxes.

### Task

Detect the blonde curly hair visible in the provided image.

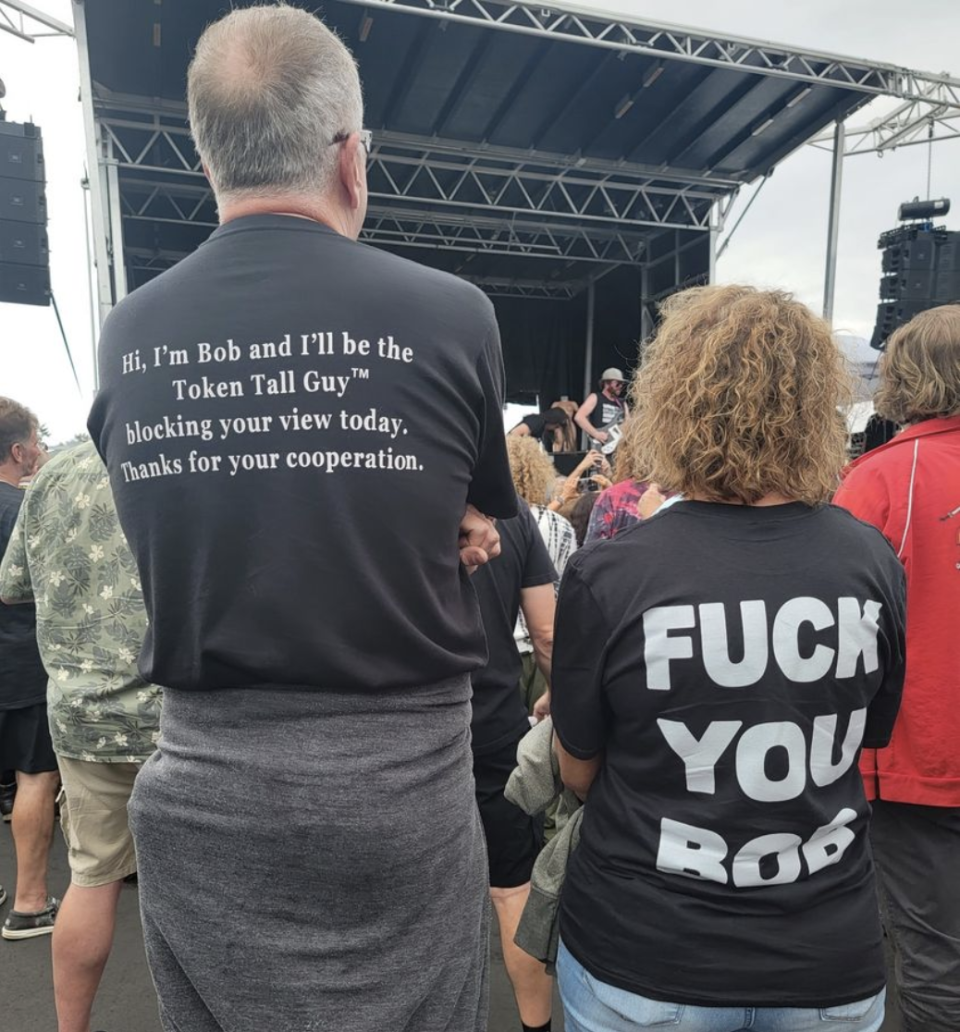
[874,304,960,424]
[506,434,556,506]
[618,285,853,505]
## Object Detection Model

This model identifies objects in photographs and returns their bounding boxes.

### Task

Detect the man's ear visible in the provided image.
[338,133,364,212]
[201,162,215,189]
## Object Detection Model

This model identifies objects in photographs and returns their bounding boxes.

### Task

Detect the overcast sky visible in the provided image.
[1,0,958,442]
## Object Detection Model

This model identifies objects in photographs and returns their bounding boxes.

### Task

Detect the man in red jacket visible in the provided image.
[834,304,960,1032]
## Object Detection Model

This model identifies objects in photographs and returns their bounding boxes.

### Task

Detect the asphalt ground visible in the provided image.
[1,820,899,1032]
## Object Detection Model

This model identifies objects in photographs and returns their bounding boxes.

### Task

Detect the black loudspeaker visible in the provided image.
[0,221,48,266]
[0,263,50,306]
[0,122,44,182]
[935,266,960,303]
[0,121,50,307]
[872,223,960,348]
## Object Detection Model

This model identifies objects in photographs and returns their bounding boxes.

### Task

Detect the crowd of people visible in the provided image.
[0,6,957,1032]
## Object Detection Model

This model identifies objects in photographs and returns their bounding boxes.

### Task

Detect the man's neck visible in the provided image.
[217,194,355,239]
[0,465,22,488]
[602,389,619,402]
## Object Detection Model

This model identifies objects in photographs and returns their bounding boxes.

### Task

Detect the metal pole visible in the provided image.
[81,176,99,392]
[106,154,127,303]
[73,0,114,336]
[708,206,719,283]
[582,281,595,445]
[640,264,654,343]
[822,119,845,324]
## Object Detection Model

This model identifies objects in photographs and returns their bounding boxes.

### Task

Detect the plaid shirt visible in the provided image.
[515,505,576,653]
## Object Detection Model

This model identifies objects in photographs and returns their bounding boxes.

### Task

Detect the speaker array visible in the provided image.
[871,220,960,349]
[0,120,50,307]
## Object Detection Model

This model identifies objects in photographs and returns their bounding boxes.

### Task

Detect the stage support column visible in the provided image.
[822,119,845,325]
[581,281,596,446]
[106,143,127,304]
[709,203,719,283]
[640,265,654,344]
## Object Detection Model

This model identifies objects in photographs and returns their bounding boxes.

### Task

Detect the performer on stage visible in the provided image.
[509,406,573,453]
[575,368,628,450]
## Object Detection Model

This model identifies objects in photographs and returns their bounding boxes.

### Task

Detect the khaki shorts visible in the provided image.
[57,756,141,887]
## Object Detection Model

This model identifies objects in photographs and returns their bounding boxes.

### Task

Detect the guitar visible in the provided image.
[601,422,622,455]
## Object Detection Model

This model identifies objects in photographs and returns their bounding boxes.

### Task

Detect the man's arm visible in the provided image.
[554,735,602,800]
[520,583,555,717]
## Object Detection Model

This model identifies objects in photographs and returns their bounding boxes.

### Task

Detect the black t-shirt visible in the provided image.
[518,413,548,439]
[0,483,46,710]
[587,394,625,430]
[88,215,517,693]
[470,505,556,753]
[552,501,906,1008]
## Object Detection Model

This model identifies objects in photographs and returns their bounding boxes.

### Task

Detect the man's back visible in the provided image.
[89,214,516,693]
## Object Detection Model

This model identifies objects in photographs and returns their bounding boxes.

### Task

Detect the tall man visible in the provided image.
[1,439,161,1032]
[87,7,515,1031]
[0,397,59,940]
[575,368,628,449]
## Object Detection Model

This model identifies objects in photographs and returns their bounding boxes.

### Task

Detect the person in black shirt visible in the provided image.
[471,505,556,1032]
[86,8,514,1032]
[509,407,573,453]
[0,397,59,938]
[552,286,906,1032]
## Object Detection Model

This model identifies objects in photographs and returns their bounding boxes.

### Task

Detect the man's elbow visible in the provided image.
[532,631,554,657]
[561,773,594,800]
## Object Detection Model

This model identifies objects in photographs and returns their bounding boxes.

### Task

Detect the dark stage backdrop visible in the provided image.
[493,266,647,408]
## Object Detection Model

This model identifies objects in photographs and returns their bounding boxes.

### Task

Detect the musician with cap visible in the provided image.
[575,368,628,450]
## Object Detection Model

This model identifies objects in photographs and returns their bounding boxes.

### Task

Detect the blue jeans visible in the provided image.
[557,941,885,1032]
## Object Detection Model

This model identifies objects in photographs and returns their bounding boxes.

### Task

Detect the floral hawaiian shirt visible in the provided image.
[0,440,161,762]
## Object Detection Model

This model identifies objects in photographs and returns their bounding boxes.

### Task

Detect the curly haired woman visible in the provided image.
[550,285,907,1032]
[505,435,577,717]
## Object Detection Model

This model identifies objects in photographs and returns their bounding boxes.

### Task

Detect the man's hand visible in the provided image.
[532,690,551,722]
[594,431,609,445]
[459,504,500,573]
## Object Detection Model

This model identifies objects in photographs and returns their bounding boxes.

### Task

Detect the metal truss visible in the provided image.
[97,109,729,236]
[125,246,581,300]
[119,176,652,265]
[363,207,648,263]
[0,1,73,41]
[457,276,580,299]
[810,80,960,155]
[336,0,960,108]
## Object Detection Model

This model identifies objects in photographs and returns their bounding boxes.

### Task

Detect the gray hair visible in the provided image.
[0,397,37,462]
[187,4,363,202]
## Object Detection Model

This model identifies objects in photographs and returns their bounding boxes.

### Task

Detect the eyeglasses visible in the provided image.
[332,129,373,161]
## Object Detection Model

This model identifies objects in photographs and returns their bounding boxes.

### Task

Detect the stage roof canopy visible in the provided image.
[79,0,953,301]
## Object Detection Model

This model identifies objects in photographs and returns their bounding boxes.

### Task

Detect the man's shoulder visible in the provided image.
[355,242,496,320]
[0,482,23,516]
[28,441,102,500]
